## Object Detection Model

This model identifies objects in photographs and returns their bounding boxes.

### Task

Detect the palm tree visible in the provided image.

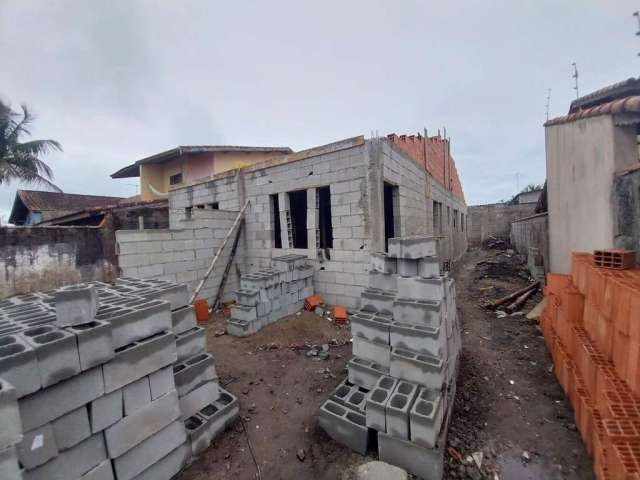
[0,100,62,191]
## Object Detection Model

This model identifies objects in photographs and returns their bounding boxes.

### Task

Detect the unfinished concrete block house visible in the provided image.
[115,133,467,308]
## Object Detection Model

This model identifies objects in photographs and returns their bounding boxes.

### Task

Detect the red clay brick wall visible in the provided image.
[387,133,466,204]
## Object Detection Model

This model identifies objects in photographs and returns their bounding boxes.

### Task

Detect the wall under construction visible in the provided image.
[116,136,468,307]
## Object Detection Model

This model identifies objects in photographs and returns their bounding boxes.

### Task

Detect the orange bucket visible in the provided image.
[194,299,209,323]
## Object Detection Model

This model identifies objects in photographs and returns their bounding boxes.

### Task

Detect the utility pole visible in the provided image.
[545,88,552,121]
[572,62,580,99]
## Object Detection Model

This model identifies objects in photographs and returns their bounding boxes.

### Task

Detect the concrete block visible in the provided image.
[0,378,22,450]
[102,331,177,393]
[410,388,443,448]
[0,334,40,398]
[67,321,114,371]
[397,277,444,302]
[52,406,91,451]
[318,399,369,455]
[226,318,256,337]
[0,445,21,480]
[229,304,257,322]
[329,378,368,412]
[89,389,123,433]
[20,325,81,388]
[129,442,190,480]
[141,284,189,310]
[173,352,217,397]
[22,433,107,480]
[397,258,418,277]
[388,235,438,259]
[370,252,397,274]
[149,366,175,400]
[352,335,391,368]
[54,284,98,327]
[368,271,397,292]
[418,257,440,278]
[97,300,172,350]
[179,381,220,420]
[347,356,389,390]
[105,390,180,458]
[112,421,187,480]
[234,288,259,307]
[256,300,271,317]
[20,366,104,432]
[123,377,151,415]
[175,327,206,361]
[170,305,197,335]
[365,376,397,432]
[186,389,239,456]
[377,431,443,480]
[18,423,58,470]
[392,298,442,328]
[360,289,396,315]
[389,348,445,390]
[390,322,443,357]
[78,460,114,480]
[350,311,392,344]
[385,382,418,440]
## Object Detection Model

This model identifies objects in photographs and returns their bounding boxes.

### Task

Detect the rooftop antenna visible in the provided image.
[634,11,640,55]
[572,62,580,99]
[545,88,552,121]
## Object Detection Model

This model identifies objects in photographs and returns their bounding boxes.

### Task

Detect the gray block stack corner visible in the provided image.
[318,235,461,480]
[226,254,314,336]
[0,277,238,480]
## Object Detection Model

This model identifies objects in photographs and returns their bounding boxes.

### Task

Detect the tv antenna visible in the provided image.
[572,63,580,99]
[634,11,640,55]
[545,88,552,121]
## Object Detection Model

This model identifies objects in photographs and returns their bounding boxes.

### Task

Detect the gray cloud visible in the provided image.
[1,0,638,222]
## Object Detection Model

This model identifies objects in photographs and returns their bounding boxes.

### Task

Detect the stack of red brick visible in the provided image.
[542,252,640,479]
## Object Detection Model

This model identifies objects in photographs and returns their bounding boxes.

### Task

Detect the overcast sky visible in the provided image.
[1,1,638,221]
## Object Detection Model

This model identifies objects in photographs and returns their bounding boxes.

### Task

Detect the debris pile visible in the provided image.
[226,254,314,336]
[318,235,461,479]
[0,278,235,480]
[542,251,640,480]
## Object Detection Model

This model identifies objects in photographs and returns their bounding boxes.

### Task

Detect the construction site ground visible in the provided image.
[178,248,594,480]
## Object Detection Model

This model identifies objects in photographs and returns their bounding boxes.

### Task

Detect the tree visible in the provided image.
[520,183,543,193]
[0,100,62,191]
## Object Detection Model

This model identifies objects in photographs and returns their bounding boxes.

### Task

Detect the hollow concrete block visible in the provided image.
[78,459,115,480]
[111,421,187,480]
[389,348,445,390]
[105,390,180,459]
[0,378,22,450]
[170,305,197,335]
[22,433,107,480]
[410,387,443,448]
[173,352,217,397]
[17,423,58,470]
[54,284,98,327]
[347,357,389,390]
[123,377,151,416]
[179,381,220,420]
[186,389,239,456]
[102,331,177,393]
[318,399,369,455]
[0,444,21,480]
[66,320,114,371]
[175,327,206,362]
[388,235,439,259]
[19,366,104,432]
[52,405,91,451]
[97,300,172,350]
[350,311,392,344]
[149,366,175,400]
[352,336,391,369]
[89,389,123,433]
[397,277,444,303]
[129,442,190,480]
[0,334,41,398]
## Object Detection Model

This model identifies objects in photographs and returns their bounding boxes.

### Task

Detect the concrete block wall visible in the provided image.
[468,202,535,247]
[510,212,549,282]
[119,135,468,310]
[116,209,241,305]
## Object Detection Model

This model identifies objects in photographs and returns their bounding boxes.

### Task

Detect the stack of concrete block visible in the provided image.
[0,278,237,480]
[227,254,314,337]
[319,235,461,480]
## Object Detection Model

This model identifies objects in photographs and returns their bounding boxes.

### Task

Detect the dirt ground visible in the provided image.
[178,248,595,480]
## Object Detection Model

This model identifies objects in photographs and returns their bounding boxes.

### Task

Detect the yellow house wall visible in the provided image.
[212,151,282,175]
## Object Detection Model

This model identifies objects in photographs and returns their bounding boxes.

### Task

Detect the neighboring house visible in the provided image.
[513,189,543,205]
[110,145,293,201]
[8,190,124,226]
[544,77,640,273]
